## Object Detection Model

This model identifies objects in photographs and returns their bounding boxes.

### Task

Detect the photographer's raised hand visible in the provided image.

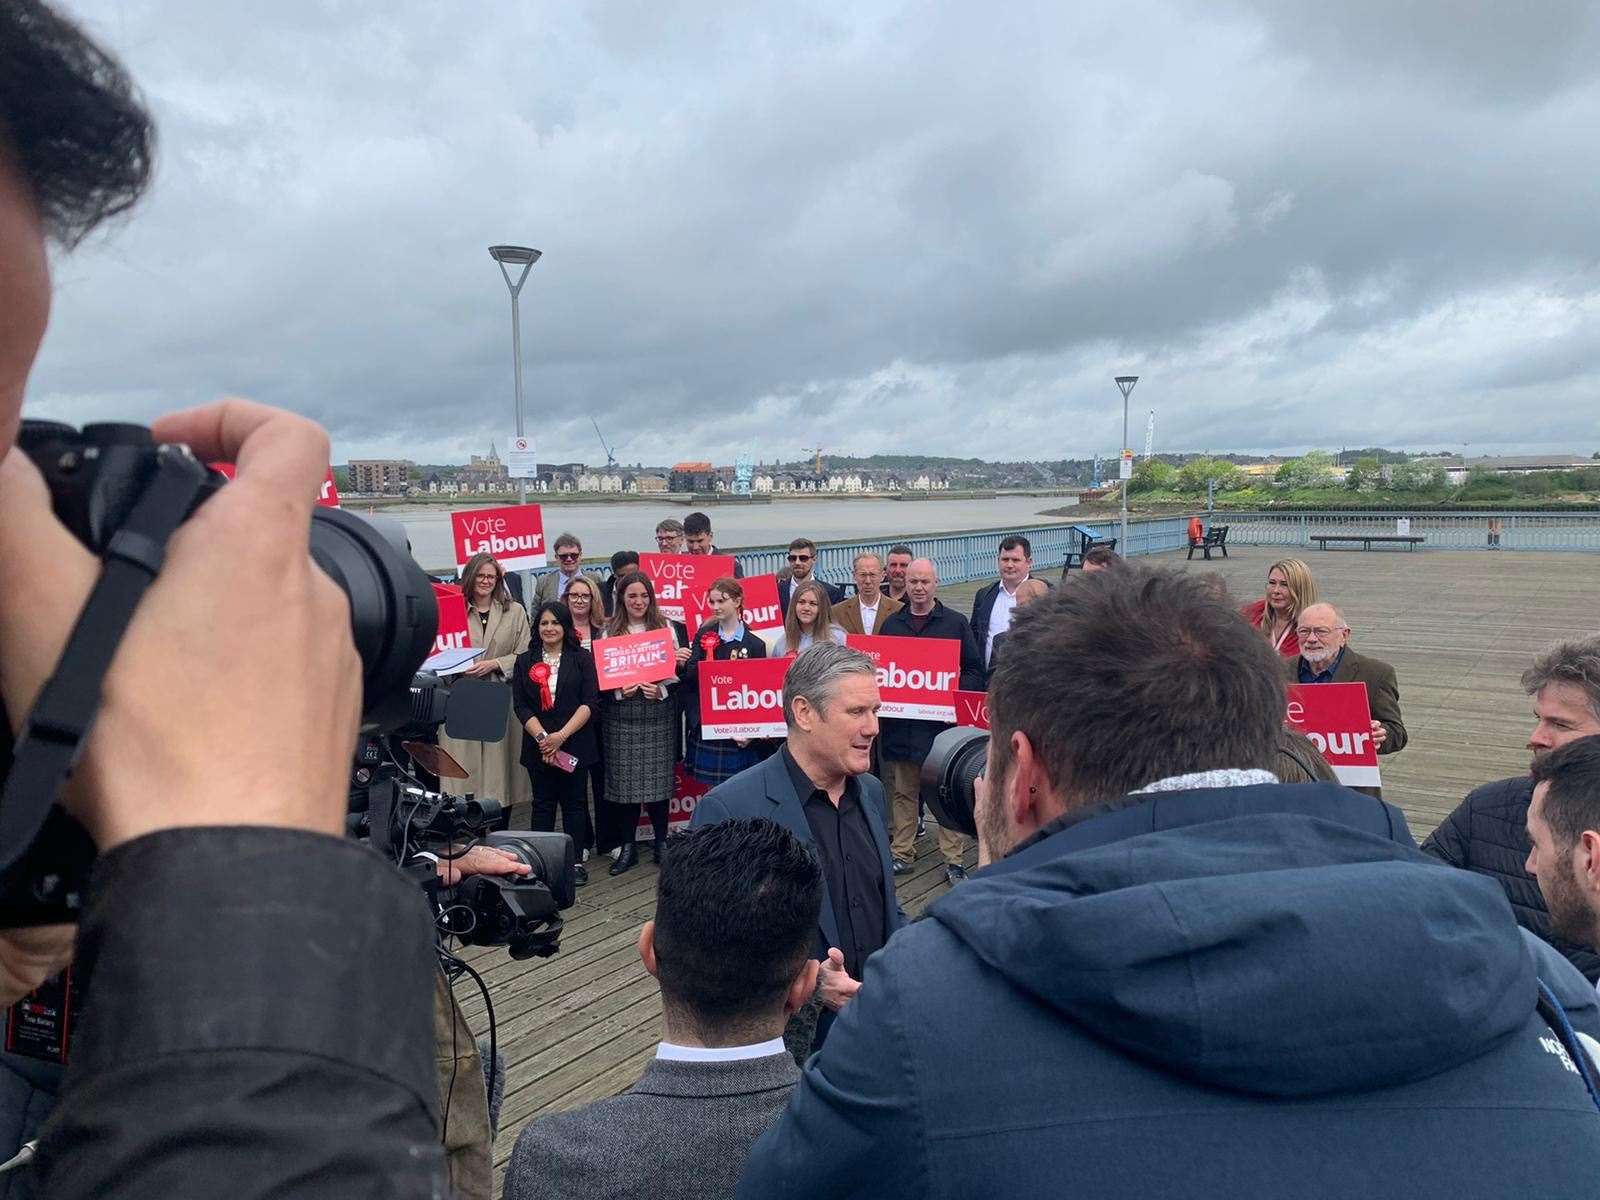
[0,398,361,846]
[1,399,448,1199]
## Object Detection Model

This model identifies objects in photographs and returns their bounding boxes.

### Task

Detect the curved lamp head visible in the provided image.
[489,245,542,265]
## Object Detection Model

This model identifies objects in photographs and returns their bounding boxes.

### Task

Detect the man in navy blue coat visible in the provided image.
[738,566,1600,1200]
[691,642,903,1051]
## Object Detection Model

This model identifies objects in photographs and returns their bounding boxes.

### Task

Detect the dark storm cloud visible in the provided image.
[23,0,1600,465]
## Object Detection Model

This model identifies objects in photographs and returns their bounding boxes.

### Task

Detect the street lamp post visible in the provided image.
[1115,375,1139,556]
[489,245,542,506]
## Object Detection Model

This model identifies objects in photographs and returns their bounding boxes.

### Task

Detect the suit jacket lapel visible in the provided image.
[762,755,843,952]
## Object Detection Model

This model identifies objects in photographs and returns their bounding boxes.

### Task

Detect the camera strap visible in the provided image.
[0,447,211,882]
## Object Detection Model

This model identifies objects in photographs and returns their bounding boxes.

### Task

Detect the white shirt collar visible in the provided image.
[655,1036,786,1063]
[1132,769,1279,794]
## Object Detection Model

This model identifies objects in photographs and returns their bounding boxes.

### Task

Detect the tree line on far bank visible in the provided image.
[1127,450,1600,507]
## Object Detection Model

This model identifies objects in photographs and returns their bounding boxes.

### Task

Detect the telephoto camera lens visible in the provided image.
[919,726,990,839]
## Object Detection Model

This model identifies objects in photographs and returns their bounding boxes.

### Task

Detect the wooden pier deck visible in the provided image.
[460,545,1598,1187]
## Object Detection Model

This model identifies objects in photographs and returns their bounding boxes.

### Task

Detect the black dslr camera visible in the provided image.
[920,726,989,839]
[0,420,439,927]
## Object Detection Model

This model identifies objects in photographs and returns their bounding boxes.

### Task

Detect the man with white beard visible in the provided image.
[1292,603,1407,796]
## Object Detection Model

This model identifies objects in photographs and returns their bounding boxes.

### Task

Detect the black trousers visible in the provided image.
[615,800,669,847]
[528,761,590,850]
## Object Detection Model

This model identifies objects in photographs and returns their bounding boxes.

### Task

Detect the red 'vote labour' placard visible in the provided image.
[739,575,783,645]
[954,690,990,730]
[429,582,470,658]
[640,552,736,624]
[699,655,792,740]
[1286,682,1381,788]
[594,628,679,690]
[847,634,960,722]
[687,574,783,647]
[209,462,340,507]
[450,503,547,572]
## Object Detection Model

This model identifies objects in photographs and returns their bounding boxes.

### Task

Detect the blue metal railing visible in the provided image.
[1214,511,1600,552]
[516,516,1194,589]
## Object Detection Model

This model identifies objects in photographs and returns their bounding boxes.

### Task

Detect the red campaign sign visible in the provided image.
[639,552,736,624]
[209,462,340,507]
[954,690,990,730]
[740,575,783,644]
[450,503,547,572]
[430,582,470,657]
[1286,682,1381,788]
[685,573,782,646]
[847,634,960,722]
[594,628,679,689]
[637,764,708,835]
[699,655,792,740]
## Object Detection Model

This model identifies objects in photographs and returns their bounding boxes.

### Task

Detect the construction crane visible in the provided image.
[802,446,826,475]
[591,419,617,469]
[1143,411,1156,461]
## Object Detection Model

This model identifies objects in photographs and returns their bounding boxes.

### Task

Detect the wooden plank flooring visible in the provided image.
[462,545,1599,1188]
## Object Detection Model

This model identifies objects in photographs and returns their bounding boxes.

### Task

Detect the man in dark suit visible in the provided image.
[691,642,905,1051]
[777,537,845,614]
[683,511,744,576]
[505,820,823,1200]
[1292,602,1408,756]
[970,535,1045,671]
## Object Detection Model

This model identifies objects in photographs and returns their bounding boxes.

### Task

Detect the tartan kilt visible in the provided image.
[685,730,760,786]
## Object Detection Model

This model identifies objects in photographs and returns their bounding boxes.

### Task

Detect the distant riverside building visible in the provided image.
[670,461,719,492]
[348,459,412,494]
[633,473,668,494]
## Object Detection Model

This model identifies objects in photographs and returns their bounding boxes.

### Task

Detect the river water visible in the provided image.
[384,495,1079,569]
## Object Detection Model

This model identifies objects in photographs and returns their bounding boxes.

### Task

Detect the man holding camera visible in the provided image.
[0,4,483,1195]
[737,567,1600,1199]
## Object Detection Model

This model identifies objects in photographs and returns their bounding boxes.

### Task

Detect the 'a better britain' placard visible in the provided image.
[594,628,679,690]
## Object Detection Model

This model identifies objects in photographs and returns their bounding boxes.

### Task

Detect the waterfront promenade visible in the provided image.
[463,545,1596,1188]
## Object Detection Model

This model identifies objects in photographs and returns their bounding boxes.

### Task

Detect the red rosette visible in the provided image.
[527,660,554,709]
[699,632,721,659]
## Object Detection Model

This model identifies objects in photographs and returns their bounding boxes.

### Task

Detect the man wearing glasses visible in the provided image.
[1293,602,1407,795]
[654,518,686,553]
[534,532,603,605]
[778,538,846,615]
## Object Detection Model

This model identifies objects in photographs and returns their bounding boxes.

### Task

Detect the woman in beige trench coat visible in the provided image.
[438,552,532,817]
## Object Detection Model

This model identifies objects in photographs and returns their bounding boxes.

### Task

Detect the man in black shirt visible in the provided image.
[691,642,904,1049]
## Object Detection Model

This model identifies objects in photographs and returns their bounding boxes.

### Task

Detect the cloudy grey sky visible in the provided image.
[26,0,1600,466]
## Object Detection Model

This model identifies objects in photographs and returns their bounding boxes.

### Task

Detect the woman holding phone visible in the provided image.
[512,600,600,885]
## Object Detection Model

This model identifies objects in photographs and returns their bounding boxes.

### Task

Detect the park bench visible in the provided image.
[1310,534,1425,552]
[1187,525,1229,561]
[1061,526,1117,576]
